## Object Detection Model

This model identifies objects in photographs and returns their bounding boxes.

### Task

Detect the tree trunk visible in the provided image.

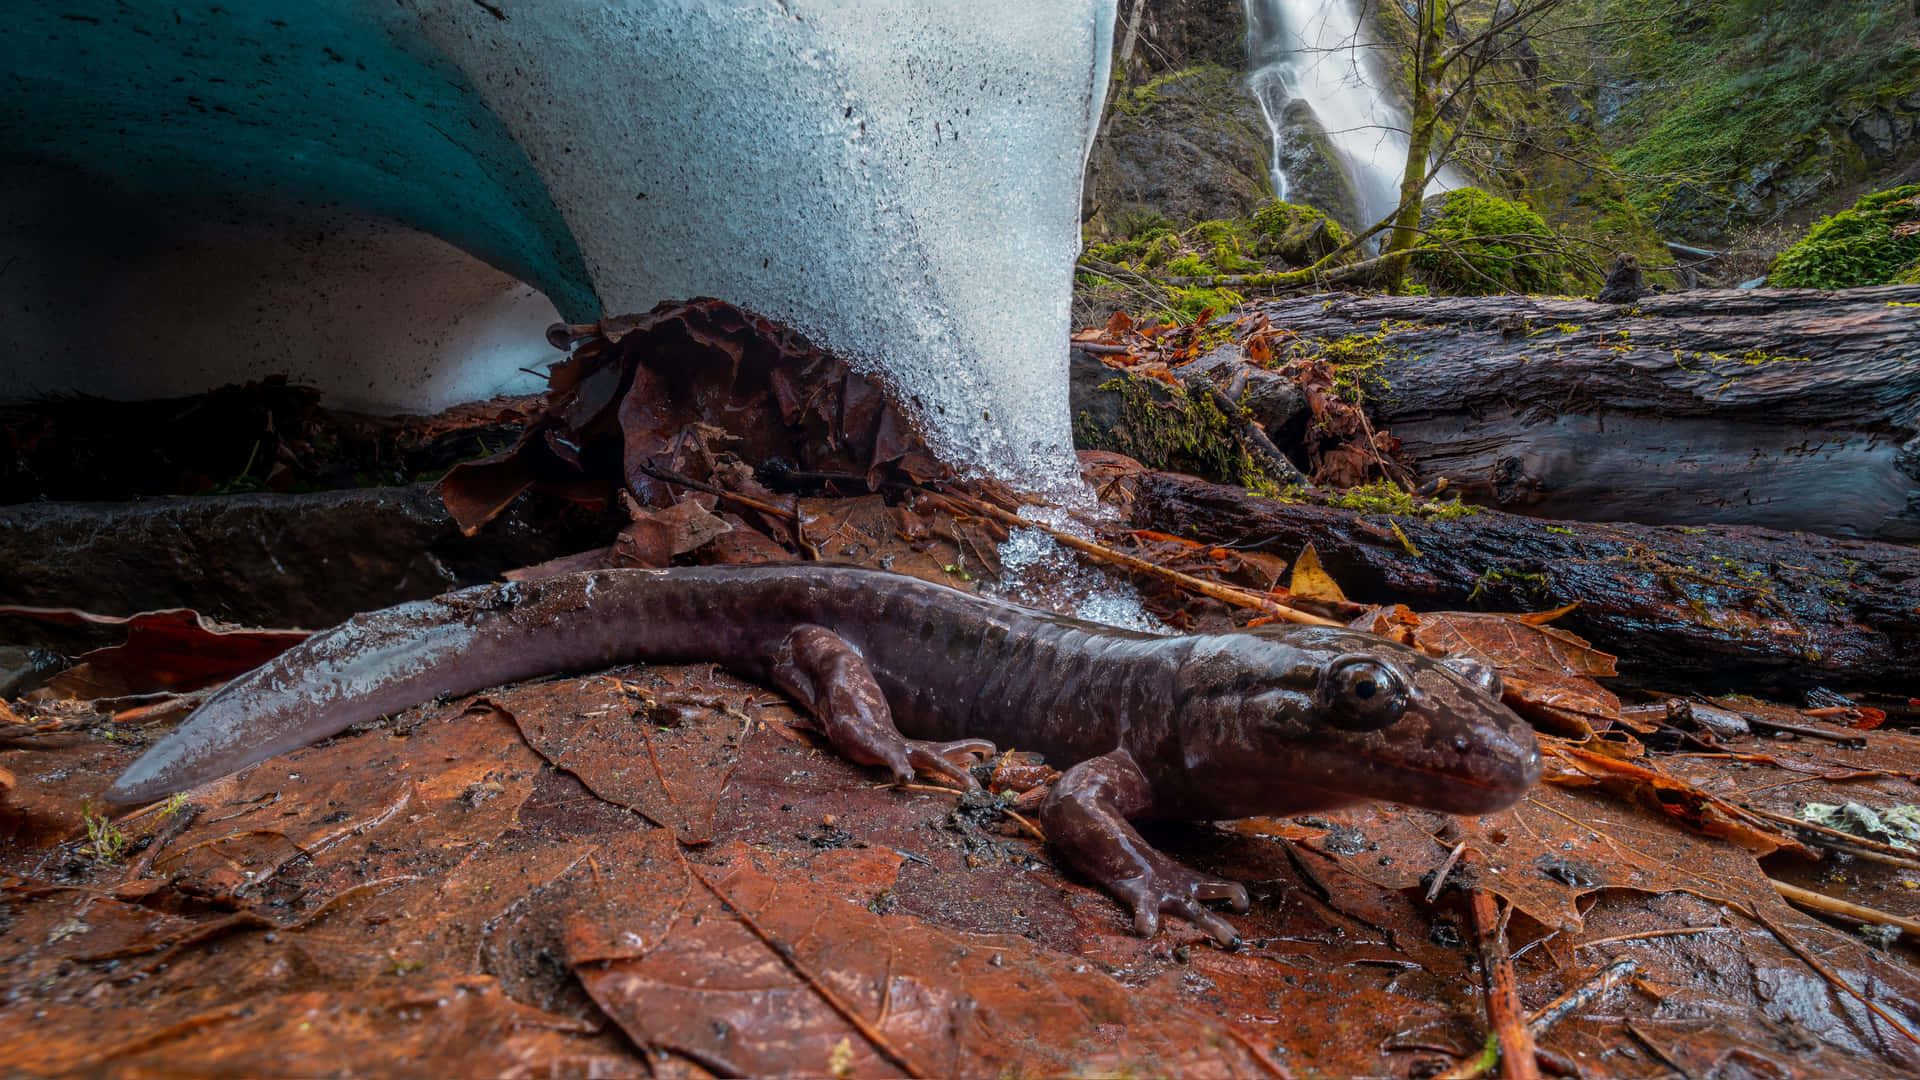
[1133,471,1919,697]
[1378,0,1446,294]
[1254,285,1920,541]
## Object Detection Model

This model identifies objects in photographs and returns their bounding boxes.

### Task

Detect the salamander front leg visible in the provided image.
[772,624,995,789]
[1041,748,1250,947]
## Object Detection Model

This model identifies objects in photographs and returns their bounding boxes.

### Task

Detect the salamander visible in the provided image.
[107,565,1541,945]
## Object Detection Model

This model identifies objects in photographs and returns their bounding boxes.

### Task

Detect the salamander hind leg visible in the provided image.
[1041,748,1250,948]
[772,624,995,789]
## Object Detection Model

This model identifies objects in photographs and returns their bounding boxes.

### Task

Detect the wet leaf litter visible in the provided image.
[1,301,1915,1077]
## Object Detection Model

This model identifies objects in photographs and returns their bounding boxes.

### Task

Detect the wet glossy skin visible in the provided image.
[108,565,1542,943]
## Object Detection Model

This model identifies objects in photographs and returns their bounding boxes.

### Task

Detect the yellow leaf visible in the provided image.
[1288,542,1348,603]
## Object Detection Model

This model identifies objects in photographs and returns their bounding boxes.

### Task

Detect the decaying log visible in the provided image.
[1135,472,1919,695]
[1252,286,1920,541]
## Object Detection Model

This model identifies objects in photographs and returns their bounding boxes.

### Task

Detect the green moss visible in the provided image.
[1468,567,1552,603]
[1112,67,1207,116]
[1167,285,1245,324]
[1412,189,1575,295]
[1250,201,1354,266]
[1767,186,1920,288]
[1283,480,1481,520]
[1165,253,1213,277]
[1116,208,1174,241]
[1081,375,1279,491]
[1274,328,1405,408]
[82,803,132,864]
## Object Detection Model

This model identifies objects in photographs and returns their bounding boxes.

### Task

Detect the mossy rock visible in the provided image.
[1251,200,1353,267]
[1269,100,1365,234]
[1766,185,1920,289]
[1083,64,1275,229]
[1412,188,1576,295]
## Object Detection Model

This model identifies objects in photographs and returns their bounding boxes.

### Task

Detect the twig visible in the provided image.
[1741,804,1920,867]
[1423,957,1640,1080]
[1771,879,1920,939]
[1739,769,1920,797]
[680,854,928,1078]
[631,460,800,522]
[1467,888,1539,1080]
[1425,840,1469,903]
[1575,926,1730,949]
[121,801,200,883]
[1749,905,1920,1047]
[1001,807,1047,844]
[928,489,1342,628]
[889,782,1048,843]
[1623,1021,1691,1078]
[1528,959,1639,1040]
[1706,697,1867,746]
[1219,1023,1295,1079]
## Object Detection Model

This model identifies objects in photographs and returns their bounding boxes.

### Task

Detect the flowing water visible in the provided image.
[1243,0,1462,230]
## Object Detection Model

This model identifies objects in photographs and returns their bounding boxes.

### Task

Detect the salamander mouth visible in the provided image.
[1347,751,1541,815]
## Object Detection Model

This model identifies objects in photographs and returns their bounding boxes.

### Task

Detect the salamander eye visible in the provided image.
[1440,654,1504,698]
[1320,655,1409,731]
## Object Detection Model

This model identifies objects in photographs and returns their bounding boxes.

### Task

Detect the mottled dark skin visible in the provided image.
[109,565,1542,945]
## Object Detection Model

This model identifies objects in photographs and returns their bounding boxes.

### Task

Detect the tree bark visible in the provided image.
[1379,0,1447,294]
[1254,285,1920,541]
[1133,472,1919,696]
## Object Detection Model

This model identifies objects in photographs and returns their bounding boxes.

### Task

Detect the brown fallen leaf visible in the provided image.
[141,700,542,907]
[566,837,1283,1079]
[1362,605,1622,736]
[1541,739,1811,858]
[487,668,761,845]
[0,606,309,699]
[2,978,638,1079]
[440,298,949,537]
[613,492,734,567]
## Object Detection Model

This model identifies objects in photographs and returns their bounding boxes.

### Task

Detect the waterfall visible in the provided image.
[1243,0,1461,230]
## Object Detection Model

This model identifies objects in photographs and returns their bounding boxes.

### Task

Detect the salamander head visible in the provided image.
[1168,626,1541,818]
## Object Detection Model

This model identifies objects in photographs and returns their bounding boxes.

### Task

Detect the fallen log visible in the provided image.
[1250,285,1920,541]
[1135,471,1920,696]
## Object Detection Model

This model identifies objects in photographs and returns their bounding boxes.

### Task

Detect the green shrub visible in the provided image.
[1766,186,1920,289]
[1412,188,1571,295]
